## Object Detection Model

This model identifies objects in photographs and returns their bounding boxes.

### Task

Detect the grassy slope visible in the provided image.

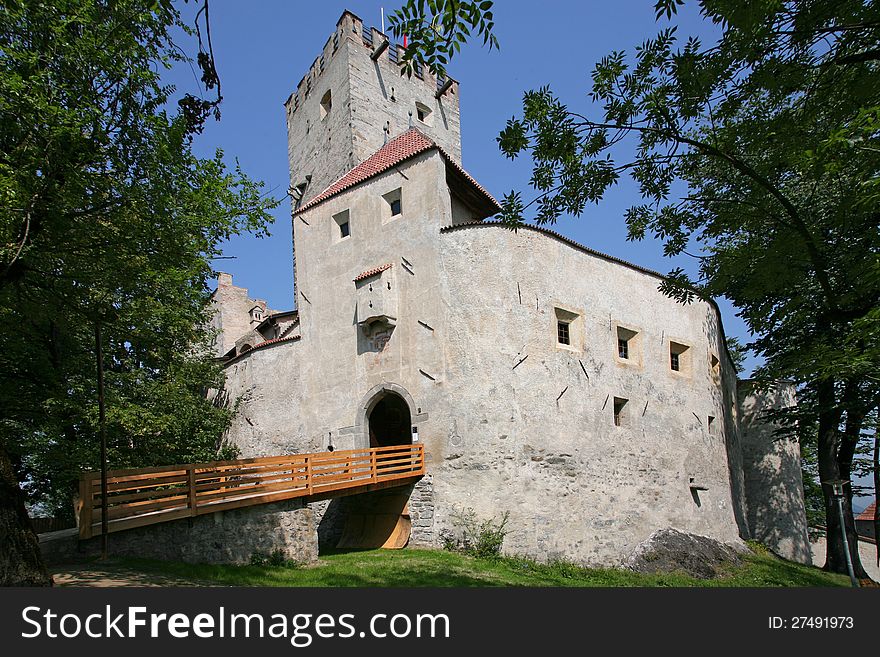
[114,546,849,587]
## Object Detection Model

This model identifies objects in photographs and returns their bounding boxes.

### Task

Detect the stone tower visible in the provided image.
[283,10,462,207]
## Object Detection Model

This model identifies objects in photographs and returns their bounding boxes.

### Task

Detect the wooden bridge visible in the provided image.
[78,444,425,539]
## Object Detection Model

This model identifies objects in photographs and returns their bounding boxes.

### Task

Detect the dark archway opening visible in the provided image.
[368,393,412,447]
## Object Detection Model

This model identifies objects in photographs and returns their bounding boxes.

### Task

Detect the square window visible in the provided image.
[557,321,570,346]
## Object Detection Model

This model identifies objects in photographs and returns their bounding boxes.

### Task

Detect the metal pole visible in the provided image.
[835,493,859,588]
[96,320,108,559]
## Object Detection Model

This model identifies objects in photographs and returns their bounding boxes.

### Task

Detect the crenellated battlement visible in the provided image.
[284,11,459,117]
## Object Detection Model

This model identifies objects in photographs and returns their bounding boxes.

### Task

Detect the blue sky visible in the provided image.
[168,0,760,368]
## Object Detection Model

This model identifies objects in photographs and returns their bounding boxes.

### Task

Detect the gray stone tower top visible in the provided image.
[284,10,462,206]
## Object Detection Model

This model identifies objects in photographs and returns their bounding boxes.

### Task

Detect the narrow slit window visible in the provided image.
[320,89,332,119]
[613,397,628,427]
[707,415,716,434]
[618,338,629,359]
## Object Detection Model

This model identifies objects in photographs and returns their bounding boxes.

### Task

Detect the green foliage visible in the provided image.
[440,507,509,558]
[0,0,276,517]
[388,0,499,79]
[724,336,748,375]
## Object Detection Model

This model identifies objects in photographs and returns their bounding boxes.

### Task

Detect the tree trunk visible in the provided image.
[874,430,878,568]
[837,384,868,578]
[0,442,52,586]
[816,379,867,577]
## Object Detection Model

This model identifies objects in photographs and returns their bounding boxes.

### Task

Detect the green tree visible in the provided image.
[392,0,880,577]
[0,0,276,582]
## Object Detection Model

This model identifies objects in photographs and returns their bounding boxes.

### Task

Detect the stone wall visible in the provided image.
[40,498,317,565]
[738,381,812,564]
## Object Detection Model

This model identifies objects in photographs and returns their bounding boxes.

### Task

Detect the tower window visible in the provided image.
[333,209,351,240]
[613,397,628,427]
[415,101,432,125]
[382,188,402,220]
[557,321,570,346]
[618,338,629,359]
[320,89,332,120]
[707,415,716,434]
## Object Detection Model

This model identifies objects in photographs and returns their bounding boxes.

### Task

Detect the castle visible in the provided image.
[211,10,812,566]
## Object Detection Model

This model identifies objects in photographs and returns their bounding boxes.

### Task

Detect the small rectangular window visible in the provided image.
[557,321,570,345]
[554,307,581,350]
[615,325,639,363]
[707,415,716,434]
[415,101,432,125]
[382,188,402,220]
[333,209,351,241]
[669,341,691,374]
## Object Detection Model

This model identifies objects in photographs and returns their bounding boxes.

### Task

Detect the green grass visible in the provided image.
[107,545,850,587]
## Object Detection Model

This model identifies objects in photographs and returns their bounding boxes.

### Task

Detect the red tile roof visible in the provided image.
[294,127,500,215]
[353,263,393,282]
[856,503,876,521]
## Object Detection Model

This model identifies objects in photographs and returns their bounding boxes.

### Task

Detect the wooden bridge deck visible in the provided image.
[78,444,425,539]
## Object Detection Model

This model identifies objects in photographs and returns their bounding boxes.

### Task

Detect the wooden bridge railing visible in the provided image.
[78,443,425,539]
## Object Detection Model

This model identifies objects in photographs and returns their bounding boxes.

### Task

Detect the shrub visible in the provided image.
[249,549,296,567]
[440,507,509,559]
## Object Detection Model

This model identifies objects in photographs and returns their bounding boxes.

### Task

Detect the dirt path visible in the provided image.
[52,563,216,587]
